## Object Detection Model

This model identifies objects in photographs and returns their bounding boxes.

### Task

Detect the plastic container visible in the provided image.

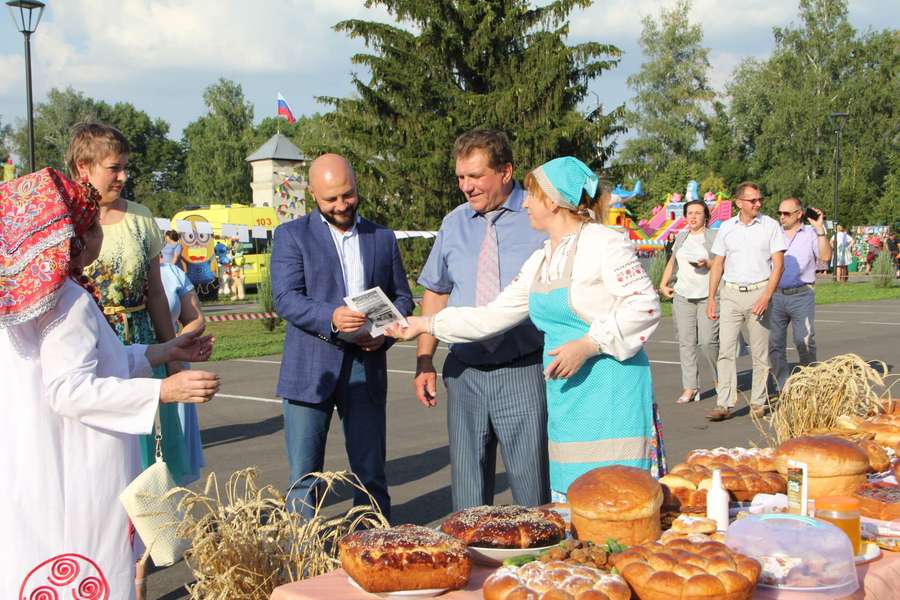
[815,496,861,556]
[706,469,730,531]
[725,513,858,598]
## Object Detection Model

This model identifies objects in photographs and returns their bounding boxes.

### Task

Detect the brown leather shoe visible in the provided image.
[751,405,768,418]
[706,407,731,421]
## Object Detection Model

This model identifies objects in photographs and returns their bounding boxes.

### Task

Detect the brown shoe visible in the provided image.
[751,405,768,418]
[706,407,731,421]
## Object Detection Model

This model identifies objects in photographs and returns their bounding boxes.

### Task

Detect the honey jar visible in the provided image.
[815,496,861,555]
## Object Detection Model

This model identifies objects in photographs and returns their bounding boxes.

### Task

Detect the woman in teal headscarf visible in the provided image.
[388,157,666,501]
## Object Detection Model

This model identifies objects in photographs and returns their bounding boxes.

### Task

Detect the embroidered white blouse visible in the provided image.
[432,223,661,361]
[0,280,159,599]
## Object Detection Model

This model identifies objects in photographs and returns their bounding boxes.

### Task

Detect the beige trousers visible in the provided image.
[715,285,771,408]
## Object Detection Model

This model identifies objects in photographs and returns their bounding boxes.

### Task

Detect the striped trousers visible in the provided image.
[443,351,550,510]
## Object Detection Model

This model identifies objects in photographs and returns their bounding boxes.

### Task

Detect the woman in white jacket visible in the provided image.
[389,157,665,501]
[0,169,219,599]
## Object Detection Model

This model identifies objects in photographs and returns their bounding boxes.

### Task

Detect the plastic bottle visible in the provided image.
[706,469,730,531]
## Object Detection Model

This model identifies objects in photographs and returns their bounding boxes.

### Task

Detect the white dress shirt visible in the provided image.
[322,215,366,341]
[432,223,661,361]
[711,215,787,284]
[322,214,365,297]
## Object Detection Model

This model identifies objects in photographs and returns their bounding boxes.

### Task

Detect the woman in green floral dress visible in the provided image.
[68,122,191,481]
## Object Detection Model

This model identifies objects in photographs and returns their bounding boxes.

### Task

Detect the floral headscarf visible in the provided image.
[0,168,100,327]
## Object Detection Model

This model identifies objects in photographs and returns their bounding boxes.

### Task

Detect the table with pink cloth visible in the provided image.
[271,550,900,600]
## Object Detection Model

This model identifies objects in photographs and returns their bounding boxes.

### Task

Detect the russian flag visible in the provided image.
[277,93,296,124]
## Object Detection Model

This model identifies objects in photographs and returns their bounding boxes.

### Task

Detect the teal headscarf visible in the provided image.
[532,156,599,211]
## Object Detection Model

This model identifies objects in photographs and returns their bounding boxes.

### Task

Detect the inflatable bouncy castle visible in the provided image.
[605,180,732,252]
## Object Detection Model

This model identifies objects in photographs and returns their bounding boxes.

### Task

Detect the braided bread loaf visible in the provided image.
[664,462,786,502]
[440,505,566,548]
[483,561,631,600]
[685,447,776,472]
[610,539,760,600]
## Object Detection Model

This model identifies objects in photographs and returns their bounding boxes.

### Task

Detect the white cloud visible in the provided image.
[0,54,24,96]
[0,0,896,137]
[0,0,396,101]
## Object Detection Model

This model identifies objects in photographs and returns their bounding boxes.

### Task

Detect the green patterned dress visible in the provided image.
[85,200,190,481]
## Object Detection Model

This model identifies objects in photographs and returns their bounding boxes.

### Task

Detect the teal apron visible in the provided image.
[527,226,666,495]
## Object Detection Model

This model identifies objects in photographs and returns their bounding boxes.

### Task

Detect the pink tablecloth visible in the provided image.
[271,550,900,600]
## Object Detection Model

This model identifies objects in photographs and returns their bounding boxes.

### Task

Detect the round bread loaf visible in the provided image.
[611,539,760,600]
[338,525,471,592]
[440,505,566,549]
[483,561,631,600]
[568,466,663,545]
[775,436,869,499]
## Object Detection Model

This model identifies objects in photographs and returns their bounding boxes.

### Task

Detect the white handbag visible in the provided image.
[119,411,190,566]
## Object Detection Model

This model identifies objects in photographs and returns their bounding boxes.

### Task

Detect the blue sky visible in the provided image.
[1,0,897,146]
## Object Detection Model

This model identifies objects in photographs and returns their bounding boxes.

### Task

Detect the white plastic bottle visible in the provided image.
[706,469,730,531]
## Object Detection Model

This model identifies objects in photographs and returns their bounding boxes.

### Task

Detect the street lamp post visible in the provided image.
[829,111,849,282]
[6,0,45,174]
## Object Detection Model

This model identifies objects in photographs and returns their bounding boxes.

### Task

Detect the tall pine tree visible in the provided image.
[321,0,622,271]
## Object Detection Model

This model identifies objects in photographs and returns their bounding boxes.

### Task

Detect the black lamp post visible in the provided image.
[6,0,45,174]
[829,111,849,282]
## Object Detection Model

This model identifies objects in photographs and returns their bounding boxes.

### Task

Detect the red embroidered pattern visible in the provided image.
[19,554,109,600]
[0,169,99,326]
[612,257,647,286]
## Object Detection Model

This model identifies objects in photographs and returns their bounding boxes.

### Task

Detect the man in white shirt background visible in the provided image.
[705,181,786,421]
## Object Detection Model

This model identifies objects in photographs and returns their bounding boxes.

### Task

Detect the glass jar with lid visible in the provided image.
[815,496,861,555]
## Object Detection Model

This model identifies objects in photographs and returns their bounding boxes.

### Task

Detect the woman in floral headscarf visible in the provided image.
[0,169,219,599]
[388,157,665,501]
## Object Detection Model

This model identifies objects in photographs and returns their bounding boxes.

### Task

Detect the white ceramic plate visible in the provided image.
[855,541,882,564]
[347,576,448,598]
[467,543,558,566]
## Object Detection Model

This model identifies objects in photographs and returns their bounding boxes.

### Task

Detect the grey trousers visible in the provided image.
[672,294,719,390]
[716,286,771,408]
[769,286,816,391]
[443,351,550,510]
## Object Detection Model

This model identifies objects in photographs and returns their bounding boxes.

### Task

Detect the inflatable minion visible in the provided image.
[180,215,220,301]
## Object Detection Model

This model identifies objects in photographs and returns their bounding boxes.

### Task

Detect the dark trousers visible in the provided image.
[283,352,389,519]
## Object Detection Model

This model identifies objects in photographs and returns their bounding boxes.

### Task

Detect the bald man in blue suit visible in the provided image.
[271,154,413,519]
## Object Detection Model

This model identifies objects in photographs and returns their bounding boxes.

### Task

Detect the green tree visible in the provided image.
[252,113,331,158]
[10,87,184,208]
[725,0,898,226]
[321,0,623,275]
[617,0,714,214]
[182,78,255,204]
[13,87,98,172]
[0,115,12,161]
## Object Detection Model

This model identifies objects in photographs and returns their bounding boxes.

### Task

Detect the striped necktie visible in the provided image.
[475,210,503,352]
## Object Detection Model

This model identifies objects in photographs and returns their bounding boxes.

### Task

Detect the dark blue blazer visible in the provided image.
[271,210,414,404]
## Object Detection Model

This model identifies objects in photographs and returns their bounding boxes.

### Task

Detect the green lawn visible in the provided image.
[208,319,286,361]
[205,279,898,361]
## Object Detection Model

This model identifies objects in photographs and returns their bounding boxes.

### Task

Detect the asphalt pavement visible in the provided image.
[149,298,899,599]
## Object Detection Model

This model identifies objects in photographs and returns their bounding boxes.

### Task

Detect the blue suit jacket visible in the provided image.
[271,210,414,404]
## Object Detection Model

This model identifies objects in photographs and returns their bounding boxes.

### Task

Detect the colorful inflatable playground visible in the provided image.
[605,180,733,252]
